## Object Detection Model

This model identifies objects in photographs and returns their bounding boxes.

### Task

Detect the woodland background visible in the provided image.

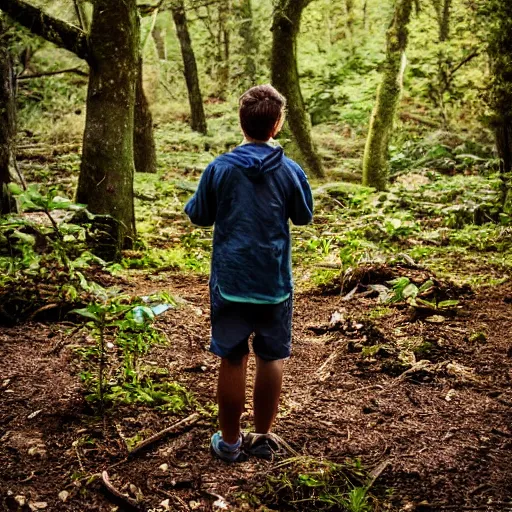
[0,0,511,511]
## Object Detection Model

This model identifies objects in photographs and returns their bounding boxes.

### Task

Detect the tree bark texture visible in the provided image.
[0,20,17,214]
[431,0,451,41]
[271,0,324,178]
[216,0,231,99]
[152,25,167,60]
[134,58,157,173]
[362,0,413,191]
[486,0,512,211]
[172,0,207,134]
[236,0,257,90]
[76,0,140,252]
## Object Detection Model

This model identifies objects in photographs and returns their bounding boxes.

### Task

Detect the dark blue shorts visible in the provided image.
[209,286,293,361]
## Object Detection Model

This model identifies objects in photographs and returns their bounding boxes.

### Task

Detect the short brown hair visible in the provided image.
[239,84,286,141]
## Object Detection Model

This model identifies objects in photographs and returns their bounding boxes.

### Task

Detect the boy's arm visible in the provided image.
[184,164,217,226]
[289,168,314,226]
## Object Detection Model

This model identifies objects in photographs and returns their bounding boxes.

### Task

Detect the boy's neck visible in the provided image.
[242,136,280,148]
[244,135,271,144]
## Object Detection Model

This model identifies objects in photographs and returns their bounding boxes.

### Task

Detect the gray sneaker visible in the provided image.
[244,433,287,461]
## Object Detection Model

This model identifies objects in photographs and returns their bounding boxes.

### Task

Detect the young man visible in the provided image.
[185,84,313,462]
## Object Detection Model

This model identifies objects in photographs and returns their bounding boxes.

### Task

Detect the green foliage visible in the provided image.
[258,457,375,511]
[0,185,113,321]
[73,291,192,412]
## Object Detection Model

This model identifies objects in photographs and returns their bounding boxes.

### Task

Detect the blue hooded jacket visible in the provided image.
[185,143,313,304]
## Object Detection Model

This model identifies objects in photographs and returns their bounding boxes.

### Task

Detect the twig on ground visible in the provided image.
[129,413,201,457]
[367,459,390,490]
[345,384,384,395]
[74,445,85,473]
[316,351,339,381]
[101,471,141,511]
[18,471,36,483]
[28,303,59,320]
[152,486,189,511]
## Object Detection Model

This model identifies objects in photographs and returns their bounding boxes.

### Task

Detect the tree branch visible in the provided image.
[0,0,89,60]
[17,66,89,80]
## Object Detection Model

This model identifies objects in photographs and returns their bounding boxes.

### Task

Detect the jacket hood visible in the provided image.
[222,143,284,180]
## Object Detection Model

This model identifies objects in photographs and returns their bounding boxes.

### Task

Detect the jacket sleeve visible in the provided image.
[289,167,314,226]
[184,164,217,226]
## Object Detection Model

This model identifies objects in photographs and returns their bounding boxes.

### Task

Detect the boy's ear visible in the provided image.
[272,112,286,137]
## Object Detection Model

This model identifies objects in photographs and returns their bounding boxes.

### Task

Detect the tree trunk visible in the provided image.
[362,0,413,191]
[0,20,17,214]
[271,0,324,178]
[486,0,512,212]
[236,0,257,90]
[439,0,451,41]
[134,58,157,173]
[152,25,167,60]
[76,0,139,253]
[496,125,512,211]
[172,0,207,134]
[216,0,231,99]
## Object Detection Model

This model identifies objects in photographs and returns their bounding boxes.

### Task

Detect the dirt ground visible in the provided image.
[1,271,511,512]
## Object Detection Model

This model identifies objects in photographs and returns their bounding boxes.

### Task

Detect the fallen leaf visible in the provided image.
[425,315,445,323]
[27,410,43,420]
[58,491,69,502]
[29,502,48,510]
[445,389,456,401]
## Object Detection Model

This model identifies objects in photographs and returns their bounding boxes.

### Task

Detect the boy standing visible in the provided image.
[185,84,313,462]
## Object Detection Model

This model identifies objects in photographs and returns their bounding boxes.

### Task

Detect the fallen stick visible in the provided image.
[345,384,384,395]
[129,413,200,457]
[367,459,390,490]
[101,471,141,511]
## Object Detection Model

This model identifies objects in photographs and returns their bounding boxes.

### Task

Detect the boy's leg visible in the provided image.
[253,356,284,434]
[217,354,249,444]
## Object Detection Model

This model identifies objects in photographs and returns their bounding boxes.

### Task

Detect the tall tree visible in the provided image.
[0,18,17,214]
[171,0,207,134]
[431,0,451,42]
[362,0,413,191]
[484,0,512,211]
[235,0,257,90]
[271,0,324,178]
[430,0,452,123]
[76,0,140,249]
[0,0,155,248]
[134,56,157,173]
[216,0,231,98]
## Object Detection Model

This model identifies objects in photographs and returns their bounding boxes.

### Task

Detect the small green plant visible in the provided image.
[73,289,192,414]
[258,457,376,511]
[383,277,459,311]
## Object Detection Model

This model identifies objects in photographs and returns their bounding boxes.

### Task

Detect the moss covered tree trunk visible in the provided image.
[0,19,17,214]
[236,0,257,90]
[215,0,231,99]
[485,0,512,212]
[362,0,413,191]
[76,0,139,251]
[271,0,324,178]
[152,25,167,60]
[172,0,207,134]
[134,58,157,173]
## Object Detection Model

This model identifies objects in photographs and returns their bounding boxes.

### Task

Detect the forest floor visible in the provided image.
[2,116,512,511]
[1,267,511,512]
